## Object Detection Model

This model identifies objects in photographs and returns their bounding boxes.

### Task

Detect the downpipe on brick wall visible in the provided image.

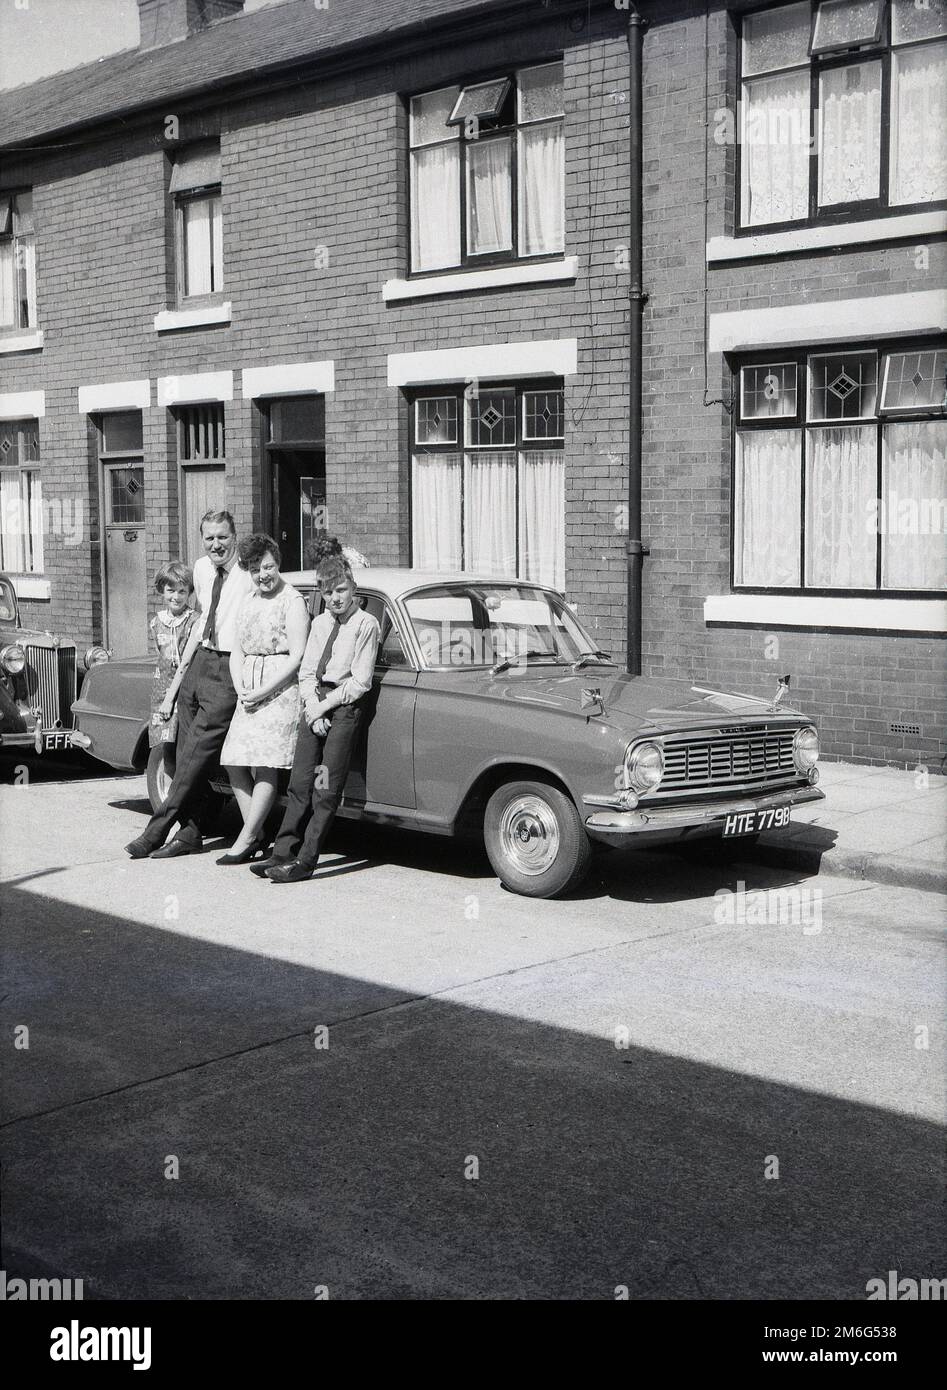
[626,5,648,677]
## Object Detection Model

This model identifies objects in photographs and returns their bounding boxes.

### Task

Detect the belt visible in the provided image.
[200,643,229,656]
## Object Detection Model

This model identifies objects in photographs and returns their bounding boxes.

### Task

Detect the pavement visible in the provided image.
[754,759,947,896]
[0,760,944,1299]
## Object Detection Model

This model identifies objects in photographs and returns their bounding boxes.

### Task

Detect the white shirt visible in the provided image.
[192,553,255,654]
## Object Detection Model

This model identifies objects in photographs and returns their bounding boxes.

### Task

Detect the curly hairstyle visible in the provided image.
[237,532,282,571]
[304,529,344,568]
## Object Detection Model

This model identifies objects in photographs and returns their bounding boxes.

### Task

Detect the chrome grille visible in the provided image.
[24,644,77,728]
[660,728,797,793]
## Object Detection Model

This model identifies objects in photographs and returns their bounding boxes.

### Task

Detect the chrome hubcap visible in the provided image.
[499,795,560,875]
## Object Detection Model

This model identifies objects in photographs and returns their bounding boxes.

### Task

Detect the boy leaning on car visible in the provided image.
[251,554,380,884]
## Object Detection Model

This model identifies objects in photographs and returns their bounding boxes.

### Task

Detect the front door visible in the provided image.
[271,448,326,572]
[103,463,147,656]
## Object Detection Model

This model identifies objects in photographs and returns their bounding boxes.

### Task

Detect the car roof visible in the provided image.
[280,568,543,601]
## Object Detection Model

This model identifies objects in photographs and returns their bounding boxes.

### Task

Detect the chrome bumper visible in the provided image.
[585,784,824,835]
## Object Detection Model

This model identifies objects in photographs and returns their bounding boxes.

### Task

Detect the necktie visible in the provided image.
[204,565,225,649]
[314,617,341,687]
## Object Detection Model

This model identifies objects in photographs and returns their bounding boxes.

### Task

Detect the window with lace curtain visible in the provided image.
[409,382,565,589]
[408,62,565,273]
[739,0,947,228]
[733,342,947,593]
[0,192,36,331]
[170,143,223,299]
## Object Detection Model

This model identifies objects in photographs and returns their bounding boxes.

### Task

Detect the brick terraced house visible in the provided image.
[0,0,944,767]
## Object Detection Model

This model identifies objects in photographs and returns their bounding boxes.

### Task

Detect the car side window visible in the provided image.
[359,594,411,669]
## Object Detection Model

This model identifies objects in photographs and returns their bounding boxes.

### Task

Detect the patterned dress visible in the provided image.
[220,583,307,769]
[148,608,199,748]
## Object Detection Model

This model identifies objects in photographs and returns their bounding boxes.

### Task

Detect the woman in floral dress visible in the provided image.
[219,534,310,864]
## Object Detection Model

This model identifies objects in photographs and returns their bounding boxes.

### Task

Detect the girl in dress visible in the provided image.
[149,561,199,776]
[218,534,310,865]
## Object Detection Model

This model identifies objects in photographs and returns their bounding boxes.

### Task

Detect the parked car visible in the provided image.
[73,568,823,897]
[0,571,107,756]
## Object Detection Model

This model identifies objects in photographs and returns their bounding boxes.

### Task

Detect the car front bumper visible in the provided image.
[584,783,824,838]
[0,723,92,754]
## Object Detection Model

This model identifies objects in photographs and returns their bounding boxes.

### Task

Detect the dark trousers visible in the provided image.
[142,647,237,849]
[272,701,363,868]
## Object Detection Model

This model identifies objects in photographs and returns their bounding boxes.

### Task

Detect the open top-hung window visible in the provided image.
[170,143,223,297]
[740,0,947,227]
[409,61,565,272]
[733,343,947,593]
[0,191,36,331]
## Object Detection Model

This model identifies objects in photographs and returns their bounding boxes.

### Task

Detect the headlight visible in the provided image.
[0,643,26,675]
[793,725,819,772]
[625,739,665,792]
[84,646,110,670]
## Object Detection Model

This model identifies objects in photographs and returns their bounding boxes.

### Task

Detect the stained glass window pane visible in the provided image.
[518,63,565,122]
[741,364,799,420]
[416,396,458,444]
[465,389,516,447]
[811,0,884,54]
[891,0,947,43]
[410,88,460,147]
[881,349,947,411]
[818,60,882,205]
[742,2,811,76]
[808,353,878,420]
[101,411,143,454]
[523,390,565,439]
[109,467,145,525]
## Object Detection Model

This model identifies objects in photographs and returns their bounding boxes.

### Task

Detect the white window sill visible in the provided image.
[705,593,947,635]
[0,330,43,354]
[154,302,231,332]
[383,257,578,303]
[10,575,51,600]
[707,210,947,263]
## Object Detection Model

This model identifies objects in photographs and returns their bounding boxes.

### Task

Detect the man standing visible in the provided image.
[250,555,379,883]
[125,510,254,859]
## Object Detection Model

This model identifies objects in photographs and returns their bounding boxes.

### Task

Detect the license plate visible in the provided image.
[43,732,74,751]
[722,805,791,837]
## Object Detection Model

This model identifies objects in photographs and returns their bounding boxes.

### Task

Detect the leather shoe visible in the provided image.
[266,860,314,884]
[125,836,155,859]
[150,839,197,859]
[249,856,286,878]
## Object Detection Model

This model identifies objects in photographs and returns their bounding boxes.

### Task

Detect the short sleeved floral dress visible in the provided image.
[148,608,199,748]
[221,583,307,769]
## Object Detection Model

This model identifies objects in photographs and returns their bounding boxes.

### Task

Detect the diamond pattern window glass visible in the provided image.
[740,364,799,420]
[108,467,145,526]
[808,352,878,421]
[466,389,517,447]
[523,390,565,440]
[416,396,458,445]
[881,349,947,412]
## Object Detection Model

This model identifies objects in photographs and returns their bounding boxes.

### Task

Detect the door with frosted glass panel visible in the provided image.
[103,464,147,657]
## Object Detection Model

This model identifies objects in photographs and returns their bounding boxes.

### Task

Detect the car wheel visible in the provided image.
[484,779,591,899]
[146,744,174,812]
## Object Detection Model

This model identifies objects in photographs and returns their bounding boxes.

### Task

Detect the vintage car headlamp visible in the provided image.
[84,646,110,670]
[0,642,26,675]
[625,739,665,793]
[793,725,819,772]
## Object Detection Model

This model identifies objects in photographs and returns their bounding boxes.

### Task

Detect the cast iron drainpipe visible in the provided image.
[626,5,648,677]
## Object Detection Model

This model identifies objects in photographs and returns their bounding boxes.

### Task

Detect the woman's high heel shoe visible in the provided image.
[216,837,267,866]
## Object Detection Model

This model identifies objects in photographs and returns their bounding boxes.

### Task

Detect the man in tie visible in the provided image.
[125,509,255,859]
[250,554,380,883]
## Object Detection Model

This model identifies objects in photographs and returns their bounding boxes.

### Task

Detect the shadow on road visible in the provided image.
[1,879,941,1300]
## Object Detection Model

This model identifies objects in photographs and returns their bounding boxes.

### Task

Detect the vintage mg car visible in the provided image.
[73,568,824,896]
[0,571,107,756]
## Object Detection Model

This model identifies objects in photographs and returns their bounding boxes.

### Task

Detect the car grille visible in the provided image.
[25,644,77,728]
[660,727,797,793]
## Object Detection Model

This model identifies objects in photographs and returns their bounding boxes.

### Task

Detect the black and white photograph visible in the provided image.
[0,0,944,1352]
